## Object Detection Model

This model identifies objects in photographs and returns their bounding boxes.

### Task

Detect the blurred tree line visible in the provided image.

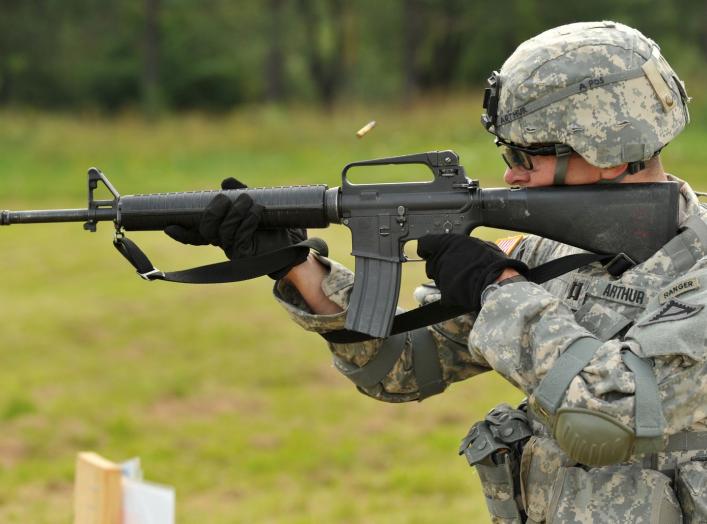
[0,0,705,112]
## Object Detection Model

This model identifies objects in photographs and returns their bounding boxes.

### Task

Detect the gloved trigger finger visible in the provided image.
[416,234,445,259]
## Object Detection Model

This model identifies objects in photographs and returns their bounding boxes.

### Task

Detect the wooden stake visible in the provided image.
[74,452,122,524]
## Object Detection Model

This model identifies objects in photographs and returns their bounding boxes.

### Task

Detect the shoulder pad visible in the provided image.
[495,235,525,256]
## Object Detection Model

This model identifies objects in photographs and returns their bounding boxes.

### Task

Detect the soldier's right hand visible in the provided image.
[417,234,528,311]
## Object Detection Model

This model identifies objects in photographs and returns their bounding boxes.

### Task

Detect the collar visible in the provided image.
[665,174,705,225]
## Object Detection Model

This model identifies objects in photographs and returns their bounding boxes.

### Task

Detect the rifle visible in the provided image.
[1,150,679,338]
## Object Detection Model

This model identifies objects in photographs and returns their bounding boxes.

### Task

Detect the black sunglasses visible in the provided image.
[495,138,571,170]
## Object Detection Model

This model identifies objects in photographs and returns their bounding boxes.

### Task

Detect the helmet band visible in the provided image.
[492,66,647,128]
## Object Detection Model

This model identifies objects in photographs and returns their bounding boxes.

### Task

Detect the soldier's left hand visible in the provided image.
[417,234,528,311]
[165,177,307,280]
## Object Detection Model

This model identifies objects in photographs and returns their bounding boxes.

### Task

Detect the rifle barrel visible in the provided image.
[1,208,117,225]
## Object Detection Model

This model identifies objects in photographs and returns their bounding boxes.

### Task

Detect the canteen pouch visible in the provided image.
[546,464,682,524]
[459,403,532,523]
[676,455,707,523]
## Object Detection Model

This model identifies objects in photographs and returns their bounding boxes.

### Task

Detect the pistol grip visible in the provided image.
[345,257,402,339]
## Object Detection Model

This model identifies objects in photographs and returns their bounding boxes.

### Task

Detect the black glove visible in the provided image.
[164,177,307,279]
[416,234,528,311]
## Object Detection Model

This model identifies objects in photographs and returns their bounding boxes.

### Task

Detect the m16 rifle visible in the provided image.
[0,150,679,339]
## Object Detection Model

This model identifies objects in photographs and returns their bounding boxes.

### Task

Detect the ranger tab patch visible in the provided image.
[495,235,524,256]
[659,278,701,304]
[639,298,704,326]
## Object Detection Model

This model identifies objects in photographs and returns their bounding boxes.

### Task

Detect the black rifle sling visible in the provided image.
[321,252,619,344]
[113,232,622,342]
[113,234,328,284]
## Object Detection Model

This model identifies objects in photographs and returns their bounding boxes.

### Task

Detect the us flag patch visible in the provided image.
[495,235,525,256]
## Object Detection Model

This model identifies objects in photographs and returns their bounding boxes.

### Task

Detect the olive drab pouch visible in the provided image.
[459,404,532,523]
[676,455,707,523]
[546,464,682,524]
[519,437,576,523]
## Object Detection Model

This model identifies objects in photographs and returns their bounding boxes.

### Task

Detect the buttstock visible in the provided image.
[479,183,680,263]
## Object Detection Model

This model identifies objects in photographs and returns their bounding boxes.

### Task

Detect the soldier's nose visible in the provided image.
[504,167,530,186]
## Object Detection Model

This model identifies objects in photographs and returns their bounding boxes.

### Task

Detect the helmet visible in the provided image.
[481,21,690,173]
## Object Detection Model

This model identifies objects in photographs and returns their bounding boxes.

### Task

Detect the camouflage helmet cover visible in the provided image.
[483,21,690,168]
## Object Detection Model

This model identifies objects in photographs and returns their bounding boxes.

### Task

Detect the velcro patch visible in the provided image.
[659,278,701,304]
[495,235,524,256]
[600,282,647,307]
[638,298,704,326]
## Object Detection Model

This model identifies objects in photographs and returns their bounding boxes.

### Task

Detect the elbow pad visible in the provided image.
[553,408,635,466]
[531,337,666,466]
[333,327,445,401]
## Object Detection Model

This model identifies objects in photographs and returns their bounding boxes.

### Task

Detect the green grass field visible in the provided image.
[0,96,705,523]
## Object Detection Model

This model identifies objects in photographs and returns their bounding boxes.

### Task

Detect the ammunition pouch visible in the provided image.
[459,403,532,523]
[547,464,682,524]
[676,454,707,521]
[518,433,707,523]
[519,437,577,523]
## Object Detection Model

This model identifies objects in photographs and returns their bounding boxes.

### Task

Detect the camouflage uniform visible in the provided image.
[275,177,707,522]
[275,21,707,523]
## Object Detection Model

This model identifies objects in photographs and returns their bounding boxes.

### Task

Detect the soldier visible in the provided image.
[167,22,706,523]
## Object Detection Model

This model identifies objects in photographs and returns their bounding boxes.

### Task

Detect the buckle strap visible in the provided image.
[643,430,707,476]
[665,430,707,452]
[332,327,446,401]
[661,214,707,273]
[332,329,407,389]
[525,252,609,283]
[621,350,666,455]
[113,235,163,280]
[322,301,467,343]
[139,268,166,281]
[532,337,603,419]
[411,327,446,400]
[604,252,637,277]
[322,251,630,344]
[114,233,328,284]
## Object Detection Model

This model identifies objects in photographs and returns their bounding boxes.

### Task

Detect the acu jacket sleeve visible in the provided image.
[274,254,490,402]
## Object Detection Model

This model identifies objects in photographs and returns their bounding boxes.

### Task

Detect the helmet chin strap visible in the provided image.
[597,160,644,184]
[597,169,631,184]
[552,145,573,185]
[555,152,643,186]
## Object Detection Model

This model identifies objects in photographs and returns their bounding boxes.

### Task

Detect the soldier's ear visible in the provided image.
[599,163,629,181]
